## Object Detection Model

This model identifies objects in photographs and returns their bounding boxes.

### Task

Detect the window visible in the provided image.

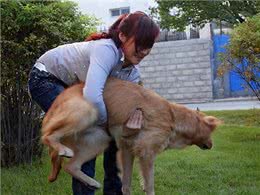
[121,8,130,14]
[111,9,120,17]
[110,7,130,17]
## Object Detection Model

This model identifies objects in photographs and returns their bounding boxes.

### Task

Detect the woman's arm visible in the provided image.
[83,44,118,125]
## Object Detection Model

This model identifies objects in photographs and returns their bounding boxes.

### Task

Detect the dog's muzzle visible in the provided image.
[198,141,212,150]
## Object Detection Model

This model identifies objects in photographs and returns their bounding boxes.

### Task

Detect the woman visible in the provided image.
[28,11,159,195]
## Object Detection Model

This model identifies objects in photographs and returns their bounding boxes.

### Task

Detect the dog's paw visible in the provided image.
[139,177,145,192]
[87,180,101,190]
[58,147,74,158]
[48,174,57,182]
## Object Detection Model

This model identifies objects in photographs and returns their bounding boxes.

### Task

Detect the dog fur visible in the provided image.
[41,77,221,195]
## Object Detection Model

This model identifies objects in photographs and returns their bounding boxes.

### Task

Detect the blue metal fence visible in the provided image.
[213,34,251,96]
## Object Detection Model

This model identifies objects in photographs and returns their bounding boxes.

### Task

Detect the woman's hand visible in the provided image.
[125,108,143,130]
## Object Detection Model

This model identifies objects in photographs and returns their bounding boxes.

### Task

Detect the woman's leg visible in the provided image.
[103,140,123,195]
[28,67,97,195]
[28,68,65,112]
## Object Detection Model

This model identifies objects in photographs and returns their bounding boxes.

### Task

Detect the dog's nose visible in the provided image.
[201,142,212,150]
[198,140,212,150]
[201,144,210,150]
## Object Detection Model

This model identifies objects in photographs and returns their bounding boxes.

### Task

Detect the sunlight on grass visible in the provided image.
[2,109,260,195]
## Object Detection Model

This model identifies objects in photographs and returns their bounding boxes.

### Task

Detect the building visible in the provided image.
[72,0,156,31]
[72,1,252,101]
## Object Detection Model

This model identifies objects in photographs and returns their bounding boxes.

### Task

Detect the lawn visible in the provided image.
[2,109,260,195]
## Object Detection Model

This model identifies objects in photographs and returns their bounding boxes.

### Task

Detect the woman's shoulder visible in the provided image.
[92,39,122,58]
[94,39,118,49]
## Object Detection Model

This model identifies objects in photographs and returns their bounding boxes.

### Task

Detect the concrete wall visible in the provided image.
[139,39,213,103]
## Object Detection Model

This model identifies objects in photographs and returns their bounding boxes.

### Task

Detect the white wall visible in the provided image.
[72,0,211,39]
[72,0,156,31]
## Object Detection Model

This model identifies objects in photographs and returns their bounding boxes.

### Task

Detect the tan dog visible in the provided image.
[42,78,221,195]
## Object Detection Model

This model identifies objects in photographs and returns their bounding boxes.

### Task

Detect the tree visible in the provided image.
[218,14,260,100]
[151,0,260,31]
[1,0,100,167]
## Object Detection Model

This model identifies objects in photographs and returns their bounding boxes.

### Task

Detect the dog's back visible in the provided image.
[104,78,173,131]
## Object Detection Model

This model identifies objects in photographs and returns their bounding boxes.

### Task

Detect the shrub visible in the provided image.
[1,0,99,167]
[219,14,260,100]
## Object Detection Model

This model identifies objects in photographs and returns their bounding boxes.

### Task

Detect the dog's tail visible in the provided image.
[48,147,63,182]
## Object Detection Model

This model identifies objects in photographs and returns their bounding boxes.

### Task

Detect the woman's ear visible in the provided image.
[119,32,127,43]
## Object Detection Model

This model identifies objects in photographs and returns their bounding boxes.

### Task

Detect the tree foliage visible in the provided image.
[1,0,99,167]
[1,0,99,86]
[151,0,260,31]
[219,14,260,100]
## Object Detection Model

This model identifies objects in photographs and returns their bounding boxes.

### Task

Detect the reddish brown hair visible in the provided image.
[86,11,160,51]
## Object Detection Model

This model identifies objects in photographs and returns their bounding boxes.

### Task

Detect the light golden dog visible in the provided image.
[42,78,221,195]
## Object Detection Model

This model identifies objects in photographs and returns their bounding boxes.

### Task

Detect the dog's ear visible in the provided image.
[122,126,140,138]
[204,116,222,130]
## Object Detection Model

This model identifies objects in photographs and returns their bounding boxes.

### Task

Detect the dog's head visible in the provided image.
[168,106,222,150]
[191,115,221,150]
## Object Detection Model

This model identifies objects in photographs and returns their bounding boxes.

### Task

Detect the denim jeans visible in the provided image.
[28,67,122,195]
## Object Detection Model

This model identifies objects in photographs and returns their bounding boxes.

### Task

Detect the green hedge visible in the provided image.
[1,0,99,167]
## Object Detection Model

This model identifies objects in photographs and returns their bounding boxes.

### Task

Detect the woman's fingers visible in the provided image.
[126,109,143,129]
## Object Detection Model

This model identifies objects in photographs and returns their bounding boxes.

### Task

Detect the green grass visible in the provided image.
[2,109,260,195]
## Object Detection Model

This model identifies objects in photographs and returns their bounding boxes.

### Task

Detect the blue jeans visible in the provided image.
[28,67,122,195]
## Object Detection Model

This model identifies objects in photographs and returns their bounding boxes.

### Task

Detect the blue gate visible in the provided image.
[213,34,251,97]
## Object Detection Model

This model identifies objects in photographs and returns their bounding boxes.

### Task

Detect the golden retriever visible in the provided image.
[41,77,221,195]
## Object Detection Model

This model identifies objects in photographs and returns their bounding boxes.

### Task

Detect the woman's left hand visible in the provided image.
[125,108,143,130]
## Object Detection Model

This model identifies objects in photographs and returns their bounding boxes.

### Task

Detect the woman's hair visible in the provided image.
[86,11,160,51]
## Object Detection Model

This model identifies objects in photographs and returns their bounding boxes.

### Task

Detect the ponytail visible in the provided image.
[85,32,110,41]
[85,14,128,48]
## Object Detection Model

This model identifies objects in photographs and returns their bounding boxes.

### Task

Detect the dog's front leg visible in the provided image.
[139,155,155,195]
[121,146,134,195]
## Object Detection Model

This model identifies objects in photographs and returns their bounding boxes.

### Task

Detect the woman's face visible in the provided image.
[119,33,151,65]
